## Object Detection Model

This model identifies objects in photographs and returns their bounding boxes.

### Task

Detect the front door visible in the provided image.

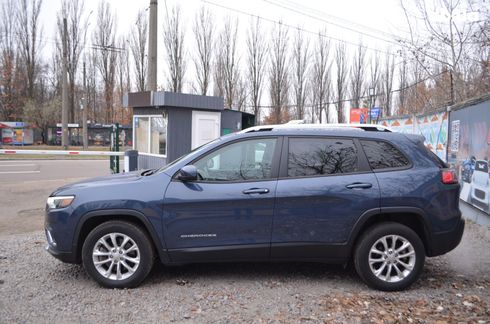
[271,136,380,261]
[163,137,281,262]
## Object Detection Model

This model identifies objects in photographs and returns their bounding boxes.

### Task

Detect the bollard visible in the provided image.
[124,150,138,172]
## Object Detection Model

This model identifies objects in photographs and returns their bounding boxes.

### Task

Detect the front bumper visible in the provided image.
[44,227,79,264]
[45,243,79,264]
[427,218,465,257]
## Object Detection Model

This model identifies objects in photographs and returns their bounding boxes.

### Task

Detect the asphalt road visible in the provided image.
[0,159,114,236]
[0,159,113,182]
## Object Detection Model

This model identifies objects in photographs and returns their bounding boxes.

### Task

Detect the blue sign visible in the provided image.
[370,107,381,119]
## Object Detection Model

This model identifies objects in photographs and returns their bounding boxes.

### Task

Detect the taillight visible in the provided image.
[441,169,458,184]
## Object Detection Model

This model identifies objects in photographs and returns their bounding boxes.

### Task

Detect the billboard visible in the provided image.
[350,108,368,124]
[448,98,490,214]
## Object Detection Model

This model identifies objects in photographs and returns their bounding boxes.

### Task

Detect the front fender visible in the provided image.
[73,208,170,264]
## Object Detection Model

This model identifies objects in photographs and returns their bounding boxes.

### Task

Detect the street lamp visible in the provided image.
[368,87,376,124]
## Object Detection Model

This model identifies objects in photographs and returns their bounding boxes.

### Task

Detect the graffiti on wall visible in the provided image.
[379,111,448,161]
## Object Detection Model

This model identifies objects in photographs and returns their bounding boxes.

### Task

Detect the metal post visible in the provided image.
[82,61,88,150]
[110,123,120,173]
[61,18,69,149]
[147,0,158,91]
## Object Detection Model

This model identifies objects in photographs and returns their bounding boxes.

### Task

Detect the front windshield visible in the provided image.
[157,135,229,173]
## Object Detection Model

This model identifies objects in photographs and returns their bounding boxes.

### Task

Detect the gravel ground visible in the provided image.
[0,221,489,323]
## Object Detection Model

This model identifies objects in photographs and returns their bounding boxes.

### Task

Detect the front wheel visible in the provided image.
[82,221,155,288]
[354,222,425,291]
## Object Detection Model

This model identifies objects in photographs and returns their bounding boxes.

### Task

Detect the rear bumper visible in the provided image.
[427,218,465,257]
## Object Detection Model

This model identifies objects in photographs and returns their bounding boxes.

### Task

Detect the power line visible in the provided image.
[201,0,397,57]
[267,0,413,42]
[263,0,407,47]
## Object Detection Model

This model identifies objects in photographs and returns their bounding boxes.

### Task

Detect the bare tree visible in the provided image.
[400,0,481,105]
[93,1,117,123]
[291,28,310,120]
[334,43,348,123]
[235,76,247,111]
[368,52,381,110]
[193,7,214,95]
[397,57,409,114]
[310,31,331,123]
[129,10,147,92]
[163,5,186,93]
[17,0,43,99]
[216,18,240,109]
[23,97,61,143]
[268,22,289,124]
[0,0,24,120]
[246,18,267,122]
[213,52,225,98]
[349,42,366,109]
[56,0,88,123]
[116,36,131,124]
[85,51,99,123]
[381,53,395,117]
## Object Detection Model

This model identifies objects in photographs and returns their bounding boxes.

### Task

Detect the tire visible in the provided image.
[353,222,425,291]
[82,221,155,288]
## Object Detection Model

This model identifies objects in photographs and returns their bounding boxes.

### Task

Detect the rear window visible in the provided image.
[288,137,358,177]
[360,140,410,170]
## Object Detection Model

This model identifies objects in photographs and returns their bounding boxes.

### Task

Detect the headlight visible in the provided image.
[46,195,75,209]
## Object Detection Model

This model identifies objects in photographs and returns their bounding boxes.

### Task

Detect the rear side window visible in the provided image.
[360,140,410,170]
[419,143,447,168]
[288,138,358,177]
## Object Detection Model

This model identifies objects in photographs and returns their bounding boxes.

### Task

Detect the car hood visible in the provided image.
[51,170,146,196]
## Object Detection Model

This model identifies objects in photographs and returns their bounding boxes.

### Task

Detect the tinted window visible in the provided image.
[288,138,358,177]
[361,140,410,169]
[194,138,277,181]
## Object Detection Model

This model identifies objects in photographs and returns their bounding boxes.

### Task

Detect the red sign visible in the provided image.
[350,108,369,124]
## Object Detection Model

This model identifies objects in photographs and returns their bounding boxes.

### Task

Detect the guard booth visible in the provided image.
[124,91,255,168]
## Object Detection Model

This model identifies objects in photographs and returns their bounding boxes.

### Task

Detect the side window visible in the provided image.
[194,138,277,181]
[360,140,410,170]
[288,138,358,177]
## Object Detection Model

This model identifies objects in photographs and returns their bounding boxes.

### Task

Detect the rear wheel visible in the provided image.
[354,222,425,291]
[82,221,155,288]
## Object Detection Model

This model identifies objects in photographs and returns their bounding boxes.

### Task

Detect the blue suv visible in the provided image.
[45,124,464,291]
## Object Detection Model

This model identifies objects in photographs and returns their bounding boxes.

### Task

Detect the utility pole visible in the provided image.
[147,0,158,91]
[82,61,88,150]
[61,18,69,149]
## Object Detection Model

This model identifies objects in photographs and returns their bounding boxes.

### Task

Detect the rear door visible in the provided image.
[271,136,380,261]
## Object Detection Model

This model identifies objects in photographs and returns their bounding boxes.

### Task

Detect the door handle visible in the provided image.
[242,188,270,195]
[345,182,373,189]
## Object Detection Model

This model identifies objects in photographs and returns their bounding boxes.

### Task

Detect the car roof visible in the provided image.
[235,123,414,141]
[240,123,392,134]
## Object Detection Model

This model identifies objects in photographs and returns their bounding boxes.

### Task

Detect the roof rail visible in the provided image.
[241,123,392,133]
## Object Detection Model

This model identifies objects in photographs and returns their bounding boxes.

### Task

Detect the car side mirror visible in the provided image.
[178,165,198,182]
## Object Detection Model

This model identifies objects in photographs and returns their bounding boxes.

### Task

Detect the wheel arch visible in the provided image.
[73,209,169,264]
[348,207,432,256]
